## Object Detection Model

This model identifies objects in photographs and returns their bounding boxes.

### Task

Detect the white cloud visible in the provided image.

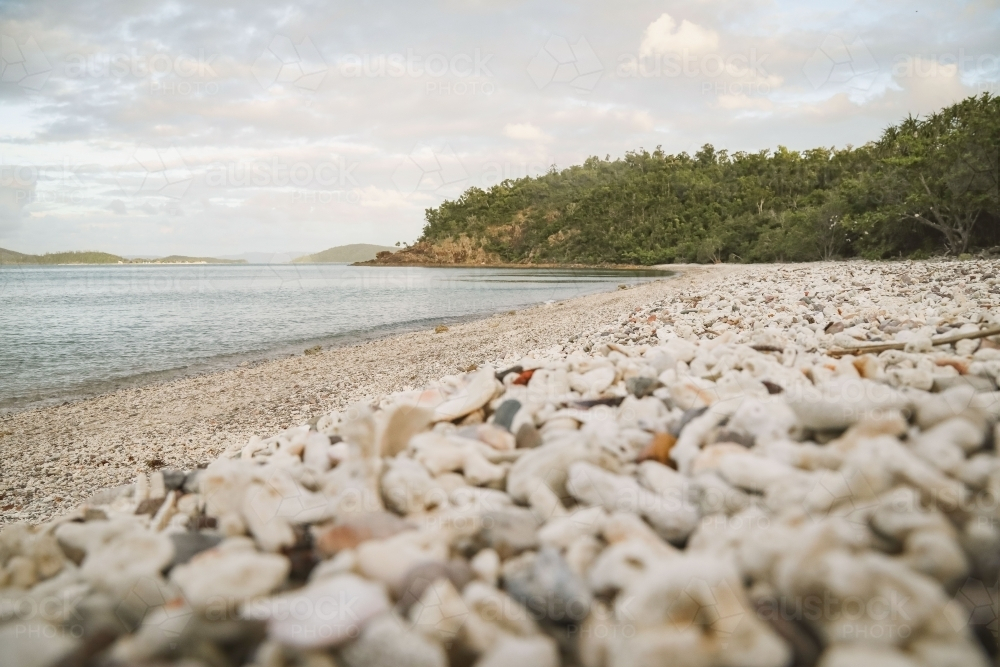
[639,13,719,57]
[0,0,992,255]
[503,122,551,142]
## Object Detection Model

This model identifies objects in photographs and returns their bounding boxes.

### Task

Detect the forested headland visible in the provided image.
[376,94,999,266]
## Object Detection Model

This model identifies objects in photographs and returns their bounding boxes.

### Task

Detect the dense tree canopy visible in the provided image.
[415,94,999,264]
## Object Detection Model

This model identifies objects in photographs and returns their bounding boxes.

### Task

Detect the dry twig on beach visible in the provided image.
[827,324,1000,357]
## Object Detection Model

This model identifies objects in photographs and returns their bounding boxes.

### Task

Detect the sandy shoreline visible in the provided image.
[0,266,710,524]
[5,258,1000,665]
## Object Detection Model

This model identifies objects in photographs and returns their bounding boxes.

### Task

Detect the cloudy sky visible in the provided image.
[1,0,998,257]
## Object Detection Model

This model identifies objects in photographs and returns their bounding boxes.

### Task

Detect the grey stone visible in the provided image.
[671,406,708,436]
[182,470,202,494]
[161,469,187,491]
[626,376,660,398]
[169,532,223,566]
[502,547,592,625]
[477,506,540,559]
[495,365,523,381]
[493,399,522,431]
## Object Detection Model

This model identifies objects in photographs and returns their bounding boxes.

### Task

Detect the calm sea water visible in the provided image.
[0,264,665,411]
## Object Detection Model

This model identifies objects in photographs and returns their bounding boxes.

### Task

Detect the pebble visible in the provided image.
[475,634,559,667]
[338,612,447,667]
[313,511,414,556]
[170,538,289,608]
[502,547,593,625]
[168,531,223,565]
[3,260,1000,665]
[515,422,543,449]
[625,376,659,398]
[476,506,540,559]
[248,574,390,648]
[394,559,473,609]
[492,399,522,431]
[0,622,79,667]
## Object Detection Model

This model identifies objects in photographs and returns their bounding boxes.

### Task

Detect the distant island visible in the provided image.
[218,251,310,264]
[143,255,247,265]
[0,247,246,265]
[0,244,406,266]
[292,243,398,263]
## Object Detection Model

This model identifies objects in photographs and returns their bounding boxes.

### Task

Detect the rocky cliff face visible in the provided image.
[363,237,503,266]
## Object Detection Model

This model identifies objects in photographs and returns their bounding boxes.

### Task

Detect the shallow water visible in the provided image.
[0,264,665,411]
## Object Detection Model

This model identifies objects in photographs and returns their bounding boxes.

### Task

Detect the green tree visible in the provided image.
[868,94,1000,254]
[409,95,998,264]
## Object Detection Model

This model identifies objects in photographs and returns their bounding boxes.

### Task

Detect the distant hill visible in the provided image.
[0,247,245,265]
[218,251,310,263]
[293,244,398,263]
[146,256,246,264]
[0,247,34,264]
[0,248,124,264]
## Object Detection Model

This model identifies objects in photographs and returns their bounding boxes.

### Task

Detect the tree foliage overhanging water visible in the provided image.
[416,94,1000,264]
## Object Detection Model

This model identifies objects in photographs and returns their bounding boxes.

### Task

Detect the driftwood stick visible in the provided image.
[827,324,1000,357]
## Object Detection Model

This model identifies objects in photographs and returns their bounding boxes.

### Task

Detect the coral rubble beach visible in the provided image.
[3,259,1000,666]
